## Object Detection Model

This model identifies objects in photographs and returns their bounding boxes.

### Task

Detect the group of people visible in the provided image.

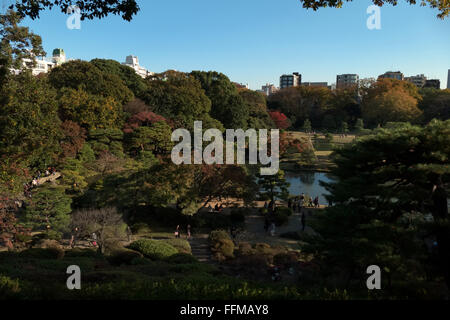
[23,167,58,198]
[175,224,192,240]
[288,193,320,212]
[207,203,224,213]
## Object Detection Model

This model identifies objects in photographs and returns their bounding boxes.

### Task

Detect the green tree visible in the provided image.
[239,89,274,129]
[354,118,364,133]
[58,87,123,131]
[191,71,250,129]
[23,185,72,235]
[302,119,312,133]
[308,120,450,292]
[419,88,450,123]
[0,10,45,86]
[128,121,173,155]
[0,73,62,170]
[299,0,449,19]
[257,169,290,202]
[90,58,147,97]
[49,60,134,105]
[142,71,222,130]
[12,0,140,21]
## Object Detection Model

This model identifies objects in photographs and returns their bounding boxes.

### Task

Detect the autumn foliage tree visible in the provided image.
[361,79,423,127]
[269,111,291,130]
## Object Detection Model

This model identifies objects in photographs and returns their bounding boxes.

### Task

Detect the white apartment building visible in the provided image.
[122,55,154,78]
[17,48,67,76]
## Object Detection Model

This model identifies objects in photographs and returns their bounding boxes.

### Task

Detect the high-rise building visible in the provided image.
[424,79,441,89]
[378,71,404,81]
[447,69,450,89]
[405,74,427,88]
[280,72,301,89]
[122,55,154,78]
[336,74,359,88]
[301,82,328,88]
[261,83,278,96]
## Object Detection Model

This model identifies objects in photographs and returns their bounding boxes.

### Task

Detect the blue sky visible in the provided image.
[17,0,450,89]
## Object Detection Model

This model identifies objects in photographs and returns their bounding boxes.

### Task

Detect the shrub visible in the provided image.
[209,230,234,261]
[236,242,255,256]
[230,254,272,270]
[193,212,231,230]
[107,248,143,266]
[165,239,191,254]
[275,206,293,217]
[254,243,272,255]
[128,239,178,260]
[209,230,231,243]
[165,253,198,264]
[0,276,21,299]
[19,247,65,260]
[211,239,235,261]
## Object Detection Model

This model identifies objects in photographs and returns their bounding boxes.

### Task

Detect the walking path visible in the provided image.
[189,235,212,263]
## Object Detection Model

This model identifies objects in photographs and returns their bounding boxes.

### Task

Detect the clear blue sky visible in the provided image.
[18,0,450,89]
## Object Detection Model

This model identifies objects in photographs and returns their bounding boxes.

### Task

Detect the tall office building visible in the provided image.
[280,72,301,89]
[336,74,359,89]
[447,69,450,89]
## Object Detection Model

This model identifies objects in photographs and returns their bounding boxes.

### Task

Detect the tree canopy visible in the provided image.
[299,0,450,19]
[11,0,140,21]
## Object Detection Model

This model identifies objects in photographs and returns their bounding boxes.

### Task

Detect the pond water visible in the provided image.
[285,171,333,205]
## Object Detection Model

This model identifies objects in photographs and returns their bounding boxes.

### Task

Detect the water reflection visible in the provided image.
[285,171,332,205]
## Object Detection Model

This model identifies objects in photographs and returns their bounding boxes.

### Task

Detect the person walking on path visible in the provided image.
[126,226,132,242]
[301,212,306,232]
[186,224,191,240]
[175,225,181,238]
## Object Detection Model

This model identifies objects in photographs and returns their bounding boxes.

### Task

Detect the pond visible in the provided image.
[285,171,333,205]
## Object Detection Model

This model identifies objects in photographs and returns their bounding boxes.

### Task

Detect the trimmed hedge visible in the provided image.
[128,239,178,260]
[209,230,234,261]
[165,239,191,254]
[275,206,293,217]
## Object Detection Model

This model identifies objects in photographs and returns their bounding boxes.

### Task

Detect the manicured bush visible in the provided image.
[165,239,191,254]
[107,248,143,266]
[128,239,178,260]
[209,230,234,261]
[209,230,231,243]
[275,206,293,217]
[165,253,198,264]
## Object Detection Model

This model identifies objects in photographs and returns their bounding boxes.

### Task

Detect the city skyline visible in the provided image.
[20,0,450,90]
